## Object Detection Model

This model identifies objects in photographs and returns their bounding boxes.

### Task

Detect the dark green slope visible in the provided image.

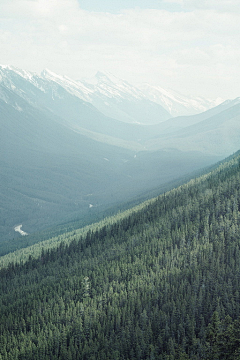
[0,151,240,359]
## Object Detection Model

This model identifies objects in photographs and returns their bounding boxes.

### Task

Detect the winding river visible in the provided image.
[14,225,28,236]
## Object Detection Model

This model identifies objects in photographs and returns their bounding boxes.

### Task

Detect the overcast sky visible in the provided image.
[0,0,240,99]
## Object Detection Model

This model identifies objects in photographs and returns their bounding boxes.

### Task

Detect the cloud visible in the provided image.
[0,0,240,98]
[0,0,79,19]
[163,0,240,13]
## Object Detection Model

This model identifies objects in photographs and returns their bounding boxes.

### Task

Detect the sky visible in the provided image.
[0,0,240,99]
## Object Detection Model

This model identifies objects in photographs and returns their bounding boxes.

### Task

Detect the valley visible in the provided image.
[0,65,240,253]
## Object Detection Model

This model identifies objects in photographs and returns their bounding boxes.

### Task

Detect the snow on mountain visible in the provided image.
[220,97,240,107]
[0,65,170,124]
[83,71,147,100]
[0,65,46,107]
[0,65,94,116]
[0,64,226,123]
[41,68,93,102]
[139,83,224,117]
[0,65,150,145]
[80,71,226,120]
[0,65,37,88]
[79,72,172,124]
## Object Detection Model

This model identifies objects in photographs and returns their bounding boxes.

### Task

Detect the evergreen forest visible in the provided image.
[1,151,240,359]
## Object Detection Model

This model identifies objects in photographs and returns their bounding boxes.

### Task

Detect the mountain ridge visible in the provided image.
[139,82,223,116]
[0,64,225,121]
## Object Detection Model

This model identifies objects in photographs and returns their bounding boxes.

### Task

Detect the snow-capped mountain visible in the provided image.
[83,71,147,100]
[40,68,94,103]
[139,83,223,117]
[80,71,224,118]
[0,65,159,147]
[0,65,171,125]
[79,71,172,124]
[0,64,225,124]
[40,69,172,125]
[1,63,239,155]
[41,69,172,124]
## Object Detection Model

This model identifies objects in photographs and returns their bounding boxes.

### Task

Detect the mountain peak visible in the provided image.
[41,68,52,76]
[95,71,106,78]
[0,64,12,70]
[41,68,65,81]
[94,71,122,85]
[0,65,36,84]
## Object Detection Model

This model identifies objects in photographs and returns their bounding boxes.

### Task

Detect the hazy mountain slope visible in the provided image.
[0,97,137,239]
[81,71,223,120]
[0,66,171,148]
[0,66,147,144]
[147,96,240,135]
[144,103,240,156]
[0,64,227,129]
[1,151,240,360]
[0,64,236,144]
[80,71,172,124]
[41,69,173,124]
[139,82,223,116]
[0,65,171,127]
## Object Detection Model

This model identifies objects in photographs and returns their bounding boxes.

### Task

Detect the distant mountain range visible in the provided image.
[139,83,223,117]
[0,65,224,123]
[45,68,224,121]
[1,64,240,243]
[80,71,223,119]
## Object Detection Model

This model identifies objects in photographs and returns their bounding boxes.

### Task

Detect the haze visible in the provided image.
[0,0,240,100]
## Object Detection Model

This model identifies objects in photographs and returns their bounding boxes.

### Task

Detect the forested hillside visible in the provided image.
[1,151,240,359]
